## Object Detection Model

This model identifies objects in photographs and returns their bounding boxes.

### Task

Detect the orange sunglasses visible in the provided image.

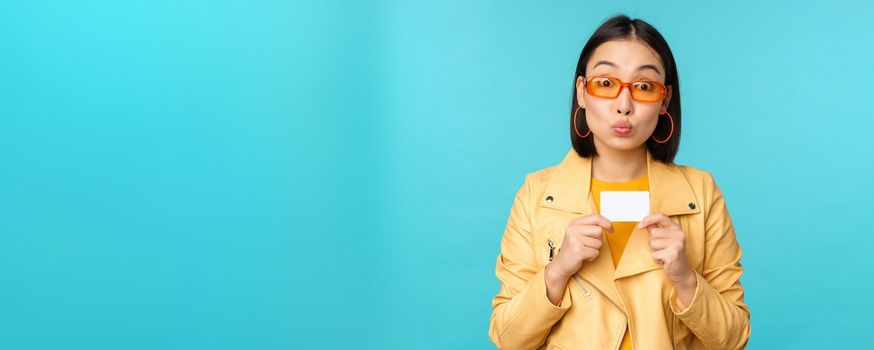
[583,75,669,103]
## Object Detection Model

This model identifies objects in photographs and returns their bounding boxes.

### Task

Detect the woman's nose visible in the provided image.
[615,86,633,115]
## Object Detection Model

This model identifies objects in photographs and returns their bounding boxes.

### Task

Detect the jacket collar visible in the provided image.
[538,148,700,217]
[537,148,701,312]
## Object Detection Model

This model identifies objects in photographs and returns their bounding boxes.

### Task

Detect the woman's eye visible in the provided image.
[598,79,613,87]
[636,82,652,91]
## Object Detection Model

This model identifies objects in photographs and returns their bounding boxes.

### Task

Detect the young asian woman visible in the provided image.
[488,15,750,350]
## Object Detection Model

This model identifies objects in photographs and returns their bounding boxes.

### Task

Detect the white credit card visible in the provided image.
[600,191,650,222]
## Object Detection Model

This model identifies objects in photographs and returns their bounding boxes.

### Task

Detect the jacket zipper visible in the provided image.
[578,276,626,350]
[548,238,624,350]
[547,239,556,262]
[571,275,591,296]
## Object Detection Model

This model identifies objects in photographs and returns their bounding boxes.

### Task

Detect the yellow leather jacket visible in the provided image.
[489,148,750,349]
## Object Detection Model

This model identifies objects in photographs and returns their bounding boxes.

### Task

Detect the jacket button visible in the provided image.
[688,202,696,209]
[546,195,554,203]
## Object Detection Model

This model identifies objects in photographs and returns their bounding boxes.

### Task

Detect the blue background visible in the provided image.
[1,0,872,349]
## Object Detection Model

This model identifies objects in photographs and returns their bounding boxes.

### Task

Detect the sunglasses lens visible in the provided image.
[631,81,665,102]
[587,77,621,97]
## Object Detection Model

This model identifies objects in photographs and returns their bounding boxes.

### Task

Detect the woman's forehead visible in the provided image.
[587,39,664,77]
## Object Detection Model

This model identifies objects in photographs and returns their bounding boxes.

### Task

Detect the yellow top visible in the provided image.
[591,173,649,350]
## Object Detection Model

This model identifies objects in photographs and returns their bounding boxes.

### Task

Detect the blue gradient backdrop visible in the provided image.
[1,1,871,349]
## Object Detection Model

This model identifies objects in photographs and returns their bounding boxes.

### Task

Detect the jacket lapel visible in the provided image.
[614,150,701,279]
[537,148,702,311]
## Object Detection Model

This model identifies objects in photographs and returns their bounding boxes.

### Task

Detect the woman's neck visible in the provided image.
[592,146,647,182]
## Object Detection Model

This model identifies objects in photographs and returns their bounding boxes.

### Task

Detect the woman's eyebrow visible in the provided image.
[591,60,661,75]
[636,64,661,75]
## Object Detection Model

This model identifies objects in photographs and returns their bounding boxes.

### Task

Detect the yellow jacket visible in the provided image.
[489,148,750,349]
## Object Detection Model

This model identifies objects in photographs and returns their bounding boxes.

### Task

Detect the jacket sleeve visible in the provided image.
[667,172,751,349]
[488,175,573,350]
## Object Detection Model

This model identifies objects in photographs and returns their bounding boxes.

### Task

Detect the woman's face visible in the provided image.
[576,39,672,153]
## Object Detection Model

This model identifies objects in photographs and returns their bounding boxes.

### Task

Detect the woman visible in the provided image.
[488,15,750,350]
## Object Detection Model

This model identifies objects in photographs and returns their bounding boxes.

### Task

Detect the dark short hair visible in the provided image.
[570,14,681,164]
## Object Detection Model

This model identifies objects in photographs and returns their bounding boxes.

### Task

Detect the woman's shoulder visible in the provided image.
[673,162,726,201]
[522,164,560,187]
[674,162,712,182]
[505,163,560,207]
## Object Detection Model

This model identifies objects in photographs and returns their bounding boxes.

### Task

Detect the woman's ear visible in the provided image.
[576,76,586,108]
[660,85,673,113]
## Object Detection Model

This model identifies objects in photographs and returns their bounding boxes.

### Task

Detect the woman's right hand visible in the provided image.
[546,214,614,281]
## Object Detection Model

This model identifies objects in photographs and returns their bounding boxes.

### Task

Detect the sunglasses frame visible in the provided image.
[583,75,670,103]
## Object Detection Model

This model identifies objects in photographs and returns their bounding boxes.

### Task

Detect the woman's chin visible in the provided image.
[596,136,646,151]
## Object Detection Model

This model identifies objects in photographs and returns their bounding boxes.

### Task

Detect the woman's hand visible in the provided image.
[638,212,697,290]
[546,214,614,281]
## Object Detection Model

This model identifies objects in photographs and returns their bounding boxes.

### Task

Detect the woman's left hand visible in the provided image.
[638,212,697,289]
